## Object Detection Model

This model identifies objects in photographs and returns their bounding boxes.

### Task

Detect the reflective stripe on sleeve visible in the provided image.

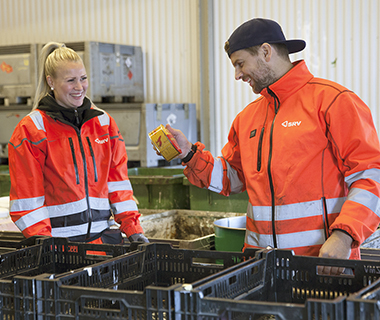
[108,180,133,193]
[208,157,224,193]
[51,220,110,238]
[29,111,46,131]
[347,187,380,217]
[14,207,49,231]
[246,228,325,249]
[345,168,380,187]
[225,160,244,194]
[10,196,45,212]
[97,113,110,126]
[111,200,138,215]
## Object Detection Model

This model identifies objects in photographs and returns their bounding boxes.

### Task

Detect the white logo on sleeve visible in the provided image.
[95,138,109,144]
[282,120,302,128]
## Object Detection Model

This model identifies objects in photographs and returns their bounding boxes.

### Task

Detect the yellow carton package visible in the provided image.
[149,124,182,161]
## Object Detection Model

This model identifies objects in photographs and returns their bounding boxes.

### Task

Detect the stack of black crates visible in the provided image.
[0,234,380,320]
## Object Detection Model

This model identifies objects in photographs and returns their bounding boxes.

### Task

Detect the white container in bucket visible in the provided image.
[213,215,246,252]
[0,196,19,231]
[0,196,10,218]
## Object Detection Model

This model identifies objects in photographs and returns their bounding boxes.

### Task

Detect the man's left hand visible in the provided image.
[318,230,353,275]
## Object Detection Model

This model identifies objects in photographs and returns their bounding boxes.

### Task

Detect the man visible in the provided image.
[160,18,380,274]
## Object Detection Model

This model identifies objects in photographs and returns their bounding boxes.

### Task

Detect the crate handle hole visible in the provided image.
[229,275,237,285]
[191,257,224,267]
[316,265,354,277]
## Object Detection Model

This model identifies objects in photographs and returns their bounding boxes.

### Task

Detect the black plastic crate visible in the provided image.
[0,231,26,243]
[0,237,136,320]
[0,246,16,254]
[0,231,50,250]
[360,247,380,262]
[33,242,262,319]
[0,231,45,247]
[174,249,380,320]
[346,278,380,320]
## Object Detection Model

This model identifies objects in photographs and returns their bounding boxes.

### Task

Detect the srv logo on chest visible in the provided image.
[282,120,302,128]
[95,138,109,144]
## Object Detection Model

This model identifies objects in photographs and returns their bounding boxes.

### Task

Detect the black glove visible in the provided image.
[128,233,149,243]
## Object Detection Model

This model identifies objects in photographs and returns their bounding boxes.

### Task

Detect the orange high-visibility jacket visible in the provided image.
[9,96,143,241]
[185,60,380,258]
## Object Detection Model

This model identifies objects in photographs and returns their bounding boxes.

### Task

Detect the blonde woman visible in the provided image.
[9,42,148,244]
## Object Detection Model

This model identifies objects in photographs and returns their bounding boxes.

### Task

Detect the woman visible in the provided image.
[8,42,148,244]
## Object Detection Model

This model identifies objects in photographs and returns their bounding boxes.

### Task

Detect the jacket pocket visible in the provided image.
[257,127,265,171]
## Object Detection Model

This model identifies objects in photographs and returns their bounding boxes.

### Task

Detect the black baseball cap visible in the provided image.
[225,18,306,57]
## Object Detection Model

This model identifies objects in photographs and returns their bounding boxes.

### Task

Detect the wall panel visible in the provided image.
[0,0,200,108]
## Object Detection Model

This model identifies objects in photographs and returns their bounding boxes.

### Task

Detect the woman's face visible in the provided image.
[47,61,88,108]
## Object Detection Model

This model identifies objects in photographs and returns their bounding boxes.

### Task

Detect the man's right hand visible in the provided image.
[151,124,193,160]
[165,124,193,159]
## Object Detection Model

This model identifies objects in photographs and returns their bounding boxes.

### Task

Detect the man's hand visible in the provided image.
[152,124,193,160]
[165,124,193,159]
[318,230,353,275]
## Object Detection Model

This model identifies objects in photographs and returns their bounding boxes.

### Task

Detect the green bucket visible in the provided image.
[213,216,246,252]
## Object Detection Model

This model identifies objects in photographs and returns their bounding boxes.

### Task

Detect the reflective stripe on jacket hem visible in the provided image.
[246,197,346,249]
[246,228,325,249]
[11,196,111,217]
[51,220,110,238]
[47,197,110,218]
[247,197,346,221]
[12,196,112,232]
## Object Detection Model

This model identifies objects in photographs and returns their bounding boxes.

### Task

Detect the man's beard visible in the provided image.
[252,59,278,94]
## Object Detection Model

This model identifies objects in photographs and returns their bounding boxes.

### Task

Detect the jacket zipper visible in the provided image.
[74,109,80,126]
[86,137,98,183]
[76,130,93,239]
[267,88,280,248]
[50,106,98,240]
[68,138,80,184]
[73,109,93,238]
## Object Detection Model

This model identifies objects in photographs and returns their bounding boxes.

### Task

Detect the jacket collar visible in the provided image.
[261,60,314,104]
[37,94,102,127]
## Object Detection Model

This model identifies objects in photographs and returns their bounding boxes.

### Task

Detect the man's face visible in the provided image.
[230,49,276,94]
